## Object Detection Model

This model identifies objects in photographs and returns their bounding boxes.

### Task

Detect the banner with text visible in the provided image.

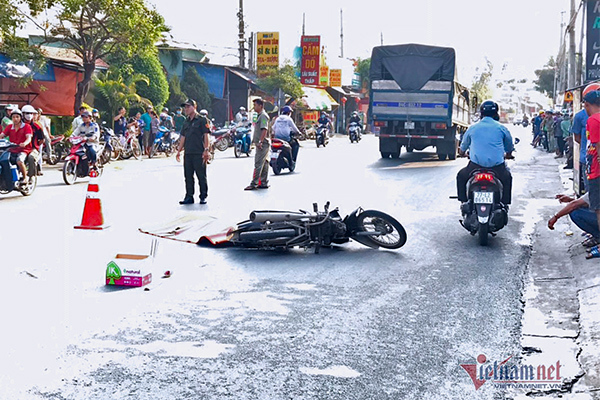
[256,32,279,78]
[587,1,600,82]
[301,35,320,85]
[319,65,329,87]
[330,69,342,87]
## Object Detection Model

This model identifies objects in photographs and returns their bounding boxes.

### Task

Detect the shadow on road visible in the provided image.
[367,151,457,170]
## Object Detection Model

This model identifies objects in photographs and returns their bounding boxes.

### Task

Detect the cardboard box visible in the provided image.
[106,254,153,287]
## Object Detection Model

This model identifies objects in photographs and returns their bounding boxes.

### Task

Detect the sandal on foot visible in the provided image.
[587,245,598,254]
[586,246,600,259]
[583,237,599,248]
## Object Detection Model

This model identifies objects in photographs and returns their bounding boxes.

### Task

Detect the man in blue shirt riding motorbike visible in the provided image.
[456,100,514,207]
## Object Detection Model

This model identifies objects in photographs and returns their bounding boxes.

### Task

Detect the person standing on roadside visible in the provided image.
[245,98,270,190]
[573,106,589,190]
[176,99,211,205]
[140,105,153,155]
[148,110,160,156]
[36,108,52,160]
[174,107,186,134]
[113,107,127,137]
[582,90,600,243]
[71,106,88,132]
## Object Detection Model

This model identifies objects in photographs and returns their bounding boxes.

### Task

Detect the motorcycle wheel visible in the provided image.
[215,138,229,152]
[273,164,282,175]
[355,210,407,249]
[20,174,37,196]
[234,143,242,158]
[316,139,320,148]
[110,141,120,161]
[63,160,77,185]
[47,153,59,165]
[132,140,141,159]
[289,160,296,172]
[478,223,489,246]
[120,145,132,160]
[164,145,173,157]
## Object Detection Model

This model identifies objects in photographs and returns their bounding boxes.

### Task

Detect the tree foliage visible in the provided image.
[129,53,169,109]
[181,66,212,112]
[471,58,494,108]
[356,58,371,90]
[256,64,303,100]
[534,57,556,99]
[92,68,148,119]
[31,0,168,114]
[165,75,187,112]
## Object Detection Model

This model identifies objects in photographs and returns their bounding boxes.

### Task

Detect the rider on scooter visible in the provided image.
[456,100,514,208]
[272,106,300,163]
[318,112,331,132]
[0,108,33,185]
[72,110,100,168]
[346,111,362,138]
[21,105,45,176]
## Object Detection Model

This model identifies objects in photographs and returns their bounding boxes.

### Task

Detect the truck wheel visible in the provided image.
[381,152,391,159]
[392,149,401,159]
[448,151,457,160]
[438,153,447,161]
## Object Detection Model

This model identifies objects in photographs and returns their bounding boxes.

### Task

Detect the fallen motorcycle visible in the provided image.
[140,202,407,253]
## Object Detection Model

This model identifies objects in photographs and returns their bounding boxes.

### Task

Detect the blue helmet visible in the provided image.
[281,106,292,114]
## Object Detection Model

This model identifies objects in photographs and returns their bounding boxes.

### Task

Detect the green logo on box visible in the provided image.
[106,261,122,285]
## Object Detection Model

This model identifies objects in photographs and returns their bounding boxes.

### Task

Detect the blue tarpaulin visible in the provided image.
[0,54,55,81]
[185,62,225,99]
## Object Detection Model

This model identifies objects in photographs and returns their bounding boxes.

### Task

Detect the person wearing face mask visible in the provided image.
[21,105,45,176]
[174,107,186,135]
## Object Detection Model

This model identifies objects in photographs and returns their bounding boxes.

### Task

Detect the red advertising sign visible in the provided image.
[301,35,320,86]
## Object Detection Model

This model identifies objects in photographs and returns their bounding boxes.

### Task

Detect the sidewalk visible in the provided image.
[513,151,600,400]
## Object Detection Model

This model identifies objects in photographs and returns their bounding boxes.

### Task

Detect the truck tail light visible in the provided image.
[432,123,447,130]
[374,121,387,127]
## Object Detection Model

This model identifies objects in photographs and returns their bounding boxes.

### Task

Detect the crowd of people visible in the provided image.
[531,109,573,165]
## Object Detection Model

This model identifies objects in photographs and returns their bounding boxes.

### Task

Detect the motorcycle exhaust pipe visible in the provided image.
[250,211,307,223]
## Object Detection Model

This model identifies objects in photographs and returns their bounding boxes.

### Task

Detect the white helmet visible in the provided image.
[199,109,208,116]
[239,107,246,112]
[22,105,37,114]
[10,108,22,117]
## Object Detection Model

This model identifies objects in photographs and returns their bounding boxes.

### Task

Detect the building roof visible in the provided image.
[40,46,109,69]
[301,87,339,111]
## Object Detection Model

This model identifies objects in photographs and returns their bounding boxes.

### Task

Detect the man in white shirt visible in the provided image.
[272,106,300,162]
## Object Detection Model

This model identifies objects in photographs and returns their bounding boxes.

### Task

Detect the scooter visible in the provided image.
[316,124,328,147]
[348,122,361,143]
[0,140,37,196]
[62,135,103,185]
[149,126,175,158]
[234,124,252,158]
[270,134,298,175]
[459,170,508,246]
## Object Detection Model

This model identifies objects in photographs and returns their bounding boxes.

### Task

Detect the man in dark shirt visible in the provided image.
[113,107,127,136]
[176,99,211,205]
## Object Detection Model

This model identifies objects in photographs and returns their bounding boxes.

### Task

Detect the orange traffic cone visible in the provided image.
[74,169,109,230]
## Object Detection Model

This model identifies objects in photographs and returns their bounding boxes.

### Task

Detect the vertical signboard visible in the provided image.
[319,65,329,87]
[587,1,600,82]
[301,35,320,85]
[256,32,279,78]
[329,69,342,87]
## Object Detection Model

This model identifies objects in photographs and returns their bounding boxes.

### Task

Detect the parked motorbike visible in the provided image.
[234,124,253,158]
[196,202,407,253]
[49,135,70,164]
[270,134,298,175]
[0,140,37,196]
[119,131,142,160]
[212,126,234,152]
[348,122,362,143]
[62,135,103,185]
[149,126,175,158]
[99,122,120,162]
[459,170,509,246]
[316,124,328,147]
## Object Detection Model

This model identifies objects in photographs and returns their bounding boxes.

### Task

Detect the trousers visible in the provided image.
[570,208,599,238]
[184,153,208,199]
[250,141,270,187]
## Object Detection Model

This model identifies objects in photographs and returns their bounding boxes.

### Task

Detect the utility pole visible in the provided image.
[248,32,254,72]
[237,0,246,69]
[568,0,576,88]
[340,9,344,58]
[302,13,306,36]
[380,32,384,46]
[577,2,586,86]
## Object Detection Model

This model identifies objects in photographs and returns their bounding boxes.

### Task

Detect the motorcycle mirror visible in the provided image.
[324,201,330,212]
[313,203,318,212]
[102,121,107,125]
[514,137,520,144]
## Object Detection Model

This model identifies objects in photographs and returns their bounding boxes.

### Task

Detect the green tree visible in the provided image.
[33,0,168,114]
[256,64,303,100]
[92,68,148,119]
[128,53,169,109]
[165,75,187,112]
[181,67,212,112]
[534,57,556,98]
[471,58,494,108]
[355,58,371,90]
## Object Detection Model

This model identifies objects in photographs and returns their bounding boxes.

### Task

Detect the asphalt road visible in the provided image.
[0,125,546,399]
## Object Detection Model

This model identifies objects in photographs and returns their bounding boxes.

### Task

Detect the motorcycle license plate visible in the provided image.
[473,192,494,204]
[404,122,415,130]
[271,151,281,161]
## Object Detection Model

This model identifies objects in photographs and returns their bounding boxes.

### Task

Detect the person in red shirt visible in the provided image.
[0,108,33,184]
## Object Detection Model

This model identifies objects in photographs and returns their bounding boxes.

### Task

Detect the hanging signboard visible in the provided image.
[256,32,279,78]
[319,65,329,87]
[301,35,320,85]
[329,69,342,87]
[587,1,600,82]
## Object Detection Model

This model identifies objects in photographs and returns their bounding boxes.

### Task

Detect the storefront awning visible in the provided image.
[301,87,339,111]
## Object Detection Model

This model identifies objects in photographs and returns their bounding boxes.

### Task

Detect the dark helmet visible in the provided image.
[480,100,500,120]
